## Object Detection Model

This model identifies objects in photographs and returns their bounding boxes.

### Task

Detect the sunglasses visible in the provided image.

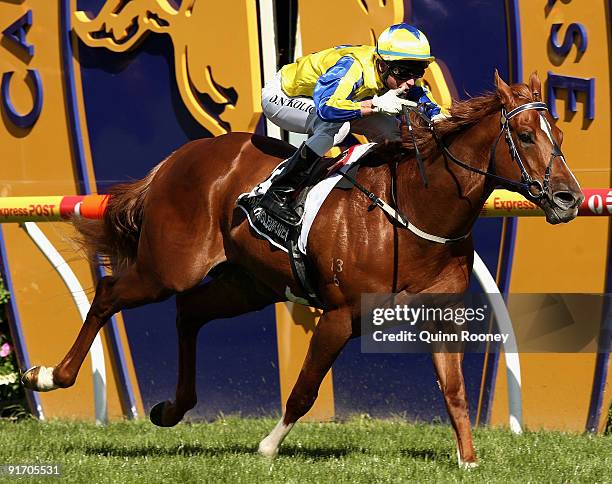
[388,63,426,80]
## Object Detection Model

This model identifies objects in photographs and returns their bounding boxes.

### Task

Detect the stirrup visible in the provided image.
[260,198,303,226]
[274,206,303,226]
[258,186,291,210]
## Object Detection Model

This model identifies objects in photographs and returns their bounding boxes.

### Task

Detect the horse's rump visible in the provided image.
[72,134,298,275]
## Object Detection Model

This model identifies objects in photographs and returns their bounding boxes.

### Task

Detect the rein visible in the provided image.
[339,100,564,245]
[338,168,468,244]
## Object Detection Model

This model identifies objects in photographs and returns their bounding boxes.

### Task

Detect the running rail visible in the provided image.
[473,252,523,434]
[21,222,107,425]
[258,0,282,140]
[0,189,609,222]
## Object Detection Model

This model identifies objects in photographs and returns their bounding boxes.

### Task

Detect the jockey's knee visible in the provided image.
[306,121,348,156]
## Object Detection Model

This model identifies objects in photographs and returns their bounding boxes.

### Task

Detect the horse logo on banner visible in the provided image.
[73,0,262,135]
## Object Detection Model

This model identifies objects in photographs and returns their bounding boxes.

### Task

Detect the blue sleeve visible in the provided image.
[313,56,364,122]
[407,85,442,118]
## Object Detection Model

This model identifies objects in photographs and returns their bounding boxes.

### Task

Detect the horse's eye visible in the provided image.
[518,132,534,144]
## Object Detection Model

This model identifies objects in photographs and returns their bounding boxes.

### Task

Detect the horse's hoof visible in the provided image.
[150,401,179,427]
[458,460,479,470]
[457,447,478,469]
[21,366,58,392]
[257,439,279,459]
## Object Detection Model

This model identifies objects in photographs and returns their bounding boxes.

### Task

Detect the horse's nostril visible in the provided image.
[552,190,577,209]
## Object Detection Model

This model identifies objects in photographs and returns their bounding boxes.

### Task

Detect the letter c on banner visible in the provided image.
[1,69,43,129]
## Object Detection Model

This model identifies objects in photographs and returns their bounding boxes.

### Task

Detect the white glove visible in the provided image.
[431,112,449,123]
[371,88,417,115]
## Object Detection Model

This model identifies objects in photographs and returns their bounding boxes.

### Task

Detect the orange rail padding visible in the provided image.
[79,194,110,219]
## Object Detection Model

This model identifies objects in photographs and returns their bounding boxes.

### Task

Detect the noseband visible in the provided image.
[493,102,566,201]
[422,101,567,203]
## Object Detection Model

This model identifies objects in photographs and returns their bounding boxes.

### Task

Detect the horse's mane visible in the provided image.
[368,83,535,163]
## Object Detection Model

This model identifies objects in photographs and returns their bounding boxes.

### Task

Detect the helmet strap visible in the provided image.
[376,58,391,88]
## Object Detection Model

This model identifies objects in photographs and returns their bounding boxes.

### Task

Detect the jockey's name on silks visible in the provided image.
[265,95,315,114]
[279,45,441,122]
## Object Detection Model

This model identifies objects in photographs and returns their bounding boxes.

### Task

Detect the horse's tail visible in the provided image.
[73,160,166,273]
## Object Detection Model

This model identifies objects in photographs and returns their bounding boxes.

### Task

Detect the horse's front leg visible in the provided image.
[258,308,352,458]
[431,351,478,469]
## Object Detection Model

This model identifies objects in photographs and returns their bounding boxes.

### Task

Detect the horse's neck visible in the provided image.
[396,115,498,238]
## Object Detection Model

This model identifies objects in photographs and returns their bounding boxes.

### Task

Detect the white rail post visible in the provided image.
[22,222,107,425]
[473,251,523,434]
[258,0,282,140]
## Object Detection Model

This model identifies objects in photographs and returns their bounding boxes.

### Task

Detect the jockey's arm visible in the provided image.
[406,82,443,120]
[313,57,373,122]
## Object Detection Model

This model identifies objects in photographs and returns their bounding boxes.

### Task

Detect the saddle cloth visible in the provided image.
[236,142,376,254]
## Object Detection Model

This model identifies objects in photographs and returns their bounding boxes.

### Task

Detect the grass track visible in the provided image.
[0,416,610,483]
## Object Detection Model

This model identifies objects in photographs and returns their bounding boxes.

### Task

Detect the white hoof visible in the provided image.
[258,417,293,458]
[457,448,478,469]
[459,460,479,470]
[257,438,279,459]
[21,366,58,392]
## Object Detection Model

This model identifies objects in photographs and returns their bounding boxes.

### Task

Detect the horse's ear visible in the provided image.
[494,69,513,107]
[529,71,542,101]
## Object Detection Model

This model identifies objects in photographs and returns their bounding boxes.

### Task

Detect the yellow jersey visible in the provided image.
[280,45,441,122]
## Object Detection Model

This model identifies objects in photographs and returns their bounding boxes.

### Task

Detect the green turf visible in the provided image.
[0,416,610,483]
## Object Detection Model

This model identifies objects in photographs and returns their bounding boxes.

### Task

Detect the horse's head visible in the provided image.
[493,71,583,224]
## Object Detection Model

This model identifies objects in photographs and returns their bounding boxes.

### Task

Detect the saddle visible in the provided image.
[236,143,376,307]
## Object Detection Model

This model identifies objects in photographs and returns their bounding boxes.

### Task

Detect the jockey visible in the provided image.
[259,23,444,226]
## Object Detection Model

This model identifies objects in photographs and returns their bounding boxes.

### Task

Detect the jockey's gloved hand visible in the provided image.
[372,88,417,115]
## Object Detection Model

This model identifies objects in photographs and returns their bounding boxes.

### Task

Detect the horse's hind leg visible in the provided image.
[22,266,170,391]
[150,265,281,427]
[258,308,352,458]
[431,352,478,469]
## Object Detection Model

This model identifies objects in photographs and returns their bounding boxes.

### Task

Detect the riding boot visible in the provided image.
[258,142,320,225]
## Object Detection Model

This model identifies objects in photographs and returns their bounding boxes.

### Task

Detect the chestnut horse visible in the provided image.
[22,72,582,467]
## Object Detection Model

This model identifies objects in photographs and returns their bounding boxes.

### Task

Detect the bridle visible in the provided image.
[409,101,567,203]
[340,100,568,244]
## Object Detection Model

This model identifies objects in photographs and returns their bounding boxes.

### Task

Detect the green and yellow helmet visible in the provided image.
[376,23,435,63]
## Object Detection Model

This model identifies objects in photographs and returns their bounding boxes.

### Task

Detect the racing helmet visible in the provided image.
[376,23,435,63]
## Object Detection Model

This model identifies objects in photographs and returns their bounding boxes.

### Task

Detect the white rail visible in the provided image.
[258,0,282,140]
[22,222,107,425]
[473,251,523,434]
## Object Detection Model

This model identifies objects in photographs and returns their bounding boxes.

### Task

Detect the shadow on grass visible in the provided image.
[75,443,256,458]
[77,443,354,459]
[75,442,449,463]
[398,447,457,469]
[74,444,356,459]
[278,444,352,459]
[399,447,447,461]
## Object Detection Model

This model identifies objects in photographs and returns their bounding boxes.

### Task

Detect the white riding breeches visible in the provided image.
[262,71,400,156]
